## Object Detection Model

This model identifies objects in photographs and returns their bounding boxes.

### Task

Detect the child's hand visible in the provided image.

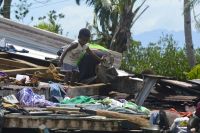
[100,56,107,63]
[58,61,63,67]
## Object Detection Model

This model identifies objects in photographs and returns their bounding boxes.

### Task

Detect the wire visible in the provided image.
[0,0,69,14]
[1,0,66,9]
[29,0,67,10]
[33,0,51,4]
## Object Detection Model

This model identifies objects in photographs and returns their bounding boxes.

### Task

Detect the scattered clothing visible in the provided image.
[107,106,137,114]
[124,101,150,115]
[170,117,189,133]
[49,82,67,103]
[0,72,7,77]
[61,96,96,104]
[150,110,160,125]
[169,108,193,117]
[17,87,57,107]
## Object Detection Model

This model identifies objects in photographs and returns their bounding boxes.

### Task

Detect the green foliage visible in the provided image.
[14,0,32,22]
[121,34,191,80]
[195,48,200,63]
[34,10,65,35]
[76,0,147,51]
[185,47,200,79]
[185,64,200,79]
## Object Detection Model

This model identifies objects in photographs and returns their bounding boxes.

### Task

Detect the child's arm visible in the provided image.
[60,42,78,65]
[86,47,103,62]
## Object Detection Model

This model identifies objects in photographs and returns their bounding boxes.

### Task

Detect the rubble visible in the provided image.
[0,17,200,133]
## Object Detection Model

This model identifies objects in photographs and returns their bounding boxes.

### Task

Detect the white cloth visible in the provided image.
[170,117,189,133]
[63,40,88,65]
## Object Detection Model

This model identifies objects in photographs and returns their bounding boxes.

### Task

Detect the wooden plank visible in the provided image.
[0,64,18,70]
[0,52,9,58]
[2,67,48,76]
[188,79,200,85]
[161,79,194,88]
[12,58,40,68]
[67,83,111,97]
[4,114,123,131]
[0,58,33,68]
[112,77,143,94]
[163,95,197,102]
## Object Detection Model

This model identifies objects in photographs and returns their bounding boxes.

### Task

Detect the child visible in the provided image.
[59,28,103,84]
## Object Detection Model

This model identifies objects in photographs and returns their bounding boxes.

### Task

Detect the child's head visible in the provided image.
[78,28,91,45]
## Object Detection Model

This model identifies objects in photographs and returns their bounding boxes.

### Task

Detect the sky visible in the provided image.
[10,0,200,46]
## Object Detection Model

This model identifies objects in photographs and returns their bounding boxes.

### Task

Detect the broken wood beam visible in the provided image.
[0,58,35,68]
[0,52,10,58]
[12,58,40,68]
[161,79,195,88]
[2,67,48,76]
[135,74,172,106]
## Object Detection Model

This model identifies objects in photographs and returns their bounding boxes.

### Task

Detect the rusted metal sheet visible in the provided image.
[4,114,123,131]
[0,17,73,54]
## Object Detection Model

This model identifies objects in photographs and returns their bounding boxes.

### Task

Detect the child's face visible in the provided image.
[79,36,90,45]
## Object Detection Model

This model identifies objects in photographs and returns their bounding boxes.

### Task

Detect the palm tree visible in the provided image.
[0,0,12,19]
[76,0,148,53]
[184,0,196,68]
[190,0,200,30]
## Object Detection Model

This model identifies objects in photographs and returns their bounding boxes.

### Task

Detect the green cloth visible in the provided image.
[61,96,96,104]
[76,43,108,65]
[124,102,138,111]
[124,102,150,115]
[89,43,108,51]
[100,97,112,105]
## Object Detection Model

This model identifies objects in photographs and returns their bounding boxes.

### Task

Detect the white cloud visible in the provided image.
[133,0,183,34]
[133,0,200,35]
[58,4,93,39]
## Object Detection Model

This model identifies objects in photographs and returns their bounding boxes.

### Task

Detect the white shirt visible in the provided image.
[63,40,88,66]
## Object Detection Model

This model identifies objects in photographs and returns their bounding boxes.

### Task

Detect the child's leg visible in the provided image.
[64,71,72,85]
[71,70,79,83]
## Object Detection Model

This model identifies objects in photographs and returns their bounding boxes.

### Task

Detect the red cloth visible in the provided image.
[168,108,193,117]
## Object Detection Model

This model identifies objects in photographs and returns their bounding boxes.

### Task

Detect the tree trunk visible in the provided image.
[0,0,3,6]
[2,0,12,19]
[184,0,196,68]
[110,1,134,53]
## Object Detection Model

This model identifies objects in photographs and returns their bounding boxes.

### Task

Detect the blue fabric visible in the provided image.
[0,72,7,77]
[17,87,57,107]
[49,82,66,103]
[149,111,159,125]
